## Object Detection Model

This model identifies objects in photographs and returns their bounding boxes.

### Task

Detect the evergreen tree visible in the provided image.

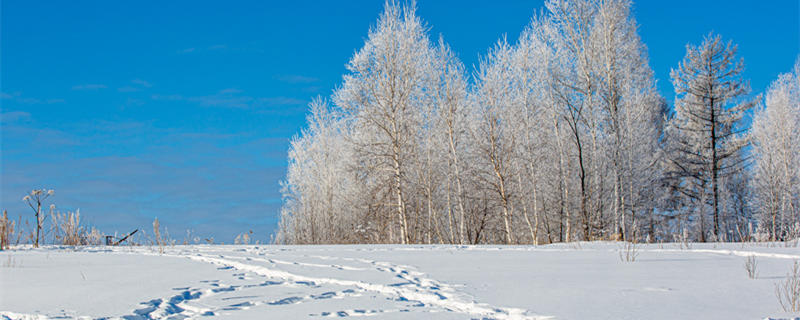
[665,33,758,241]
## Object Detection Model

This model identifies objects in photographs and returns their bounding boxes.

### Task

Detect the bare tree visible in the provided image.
[751,58,800,241]
[590,0,663,241]
[334,1,436,244]
[276,1,768,246]
[546,0,598,241]
[430,39,470,244]
[277,98,362,244]
[472,39,518,244]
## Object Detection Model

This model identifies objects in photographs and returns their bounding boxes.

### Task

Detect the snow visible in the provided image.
[1,242,799,319]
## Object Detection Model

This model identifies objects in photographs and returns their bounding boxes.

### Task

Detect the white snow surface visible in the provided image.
[1,242,799,319]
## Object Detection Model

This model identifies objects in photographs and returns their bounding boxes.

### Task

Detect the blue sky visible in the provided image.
[1,1,798,243]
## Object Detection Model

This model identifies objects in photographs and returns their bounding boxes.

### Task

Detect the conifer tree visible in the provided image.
[665,33,757,241]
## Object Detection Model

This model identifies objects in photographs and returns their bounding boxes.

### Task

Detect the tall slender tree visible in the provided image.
[429,39,470,244]
[334,1,434,244]
[590,0,663,241]
[751,58,800,240]
[665,33,757,241]
[472,39,518,244]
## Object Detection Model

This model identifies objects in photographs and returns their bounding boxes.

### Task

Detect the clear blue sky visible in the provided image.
[1,1,797,243]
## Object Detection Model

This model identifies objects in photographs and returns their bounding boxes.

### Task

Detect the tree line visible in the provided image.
[276,0,800,244]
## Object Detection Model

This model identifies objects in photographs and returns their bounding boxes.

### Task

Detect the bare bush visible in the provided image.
[775,260,800,312]
[2,255,18,268]
[183,229,200,245]
[744,255,758,279]
[619,241,639,262]
[85,227,103,245]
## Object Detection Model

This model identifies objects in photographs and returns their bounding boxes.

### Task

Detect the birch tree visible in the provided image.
[277,99,358,244]
[751,58,800,240]
[590,0,663,240]
[429,39,470,244]
[545,0,599,241]
[333,1,434,244]
[277,1,767,245]
[472,39,518,244]
[511,19,555,244]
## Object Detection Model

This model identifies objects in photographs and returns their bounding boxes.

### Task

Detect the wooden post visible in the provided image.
[0,210,6,250]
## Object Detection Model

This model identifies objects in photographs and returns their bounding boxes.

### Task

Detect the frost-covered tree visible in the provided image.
[278,1,474,245]
[509,19,557,244]
[277,1,771,245]
[665,33,758,241]
[536,0,664,242]
[277,99,358,244]
[333,1,436,244]
[428,39,471,244]
[751,58,800,240]
[472,39,519,244]
[545,0,599,241]
[589,0,663,241]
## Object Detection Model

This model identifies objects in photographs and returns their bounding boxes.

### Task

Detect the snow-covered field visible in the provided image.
[1,242,799,319]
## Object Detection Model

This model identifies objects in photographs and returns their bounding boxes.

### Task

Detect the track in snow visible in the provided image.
[3,242,799,320]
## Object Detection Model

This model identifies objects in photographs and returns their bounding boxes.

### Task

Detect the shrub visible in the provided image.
[775,260,800,312]
[744,255,758,279]
[618,241,639,262]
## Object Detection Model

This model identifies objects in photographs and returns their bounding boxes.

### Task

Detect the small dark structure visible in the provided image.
[113,229,139,246]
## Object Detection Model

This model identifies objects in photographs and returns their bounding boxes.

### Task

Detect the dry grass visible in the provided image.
[53,210,84,245]
[50,210,104,246]
[235,231,253,245]
[151,218,176,252]
[153,218,164,253]
[0,210,14,250]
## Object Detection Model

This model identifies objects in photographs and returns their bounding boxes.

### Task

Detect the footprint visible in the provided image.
[268,296,303,305]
